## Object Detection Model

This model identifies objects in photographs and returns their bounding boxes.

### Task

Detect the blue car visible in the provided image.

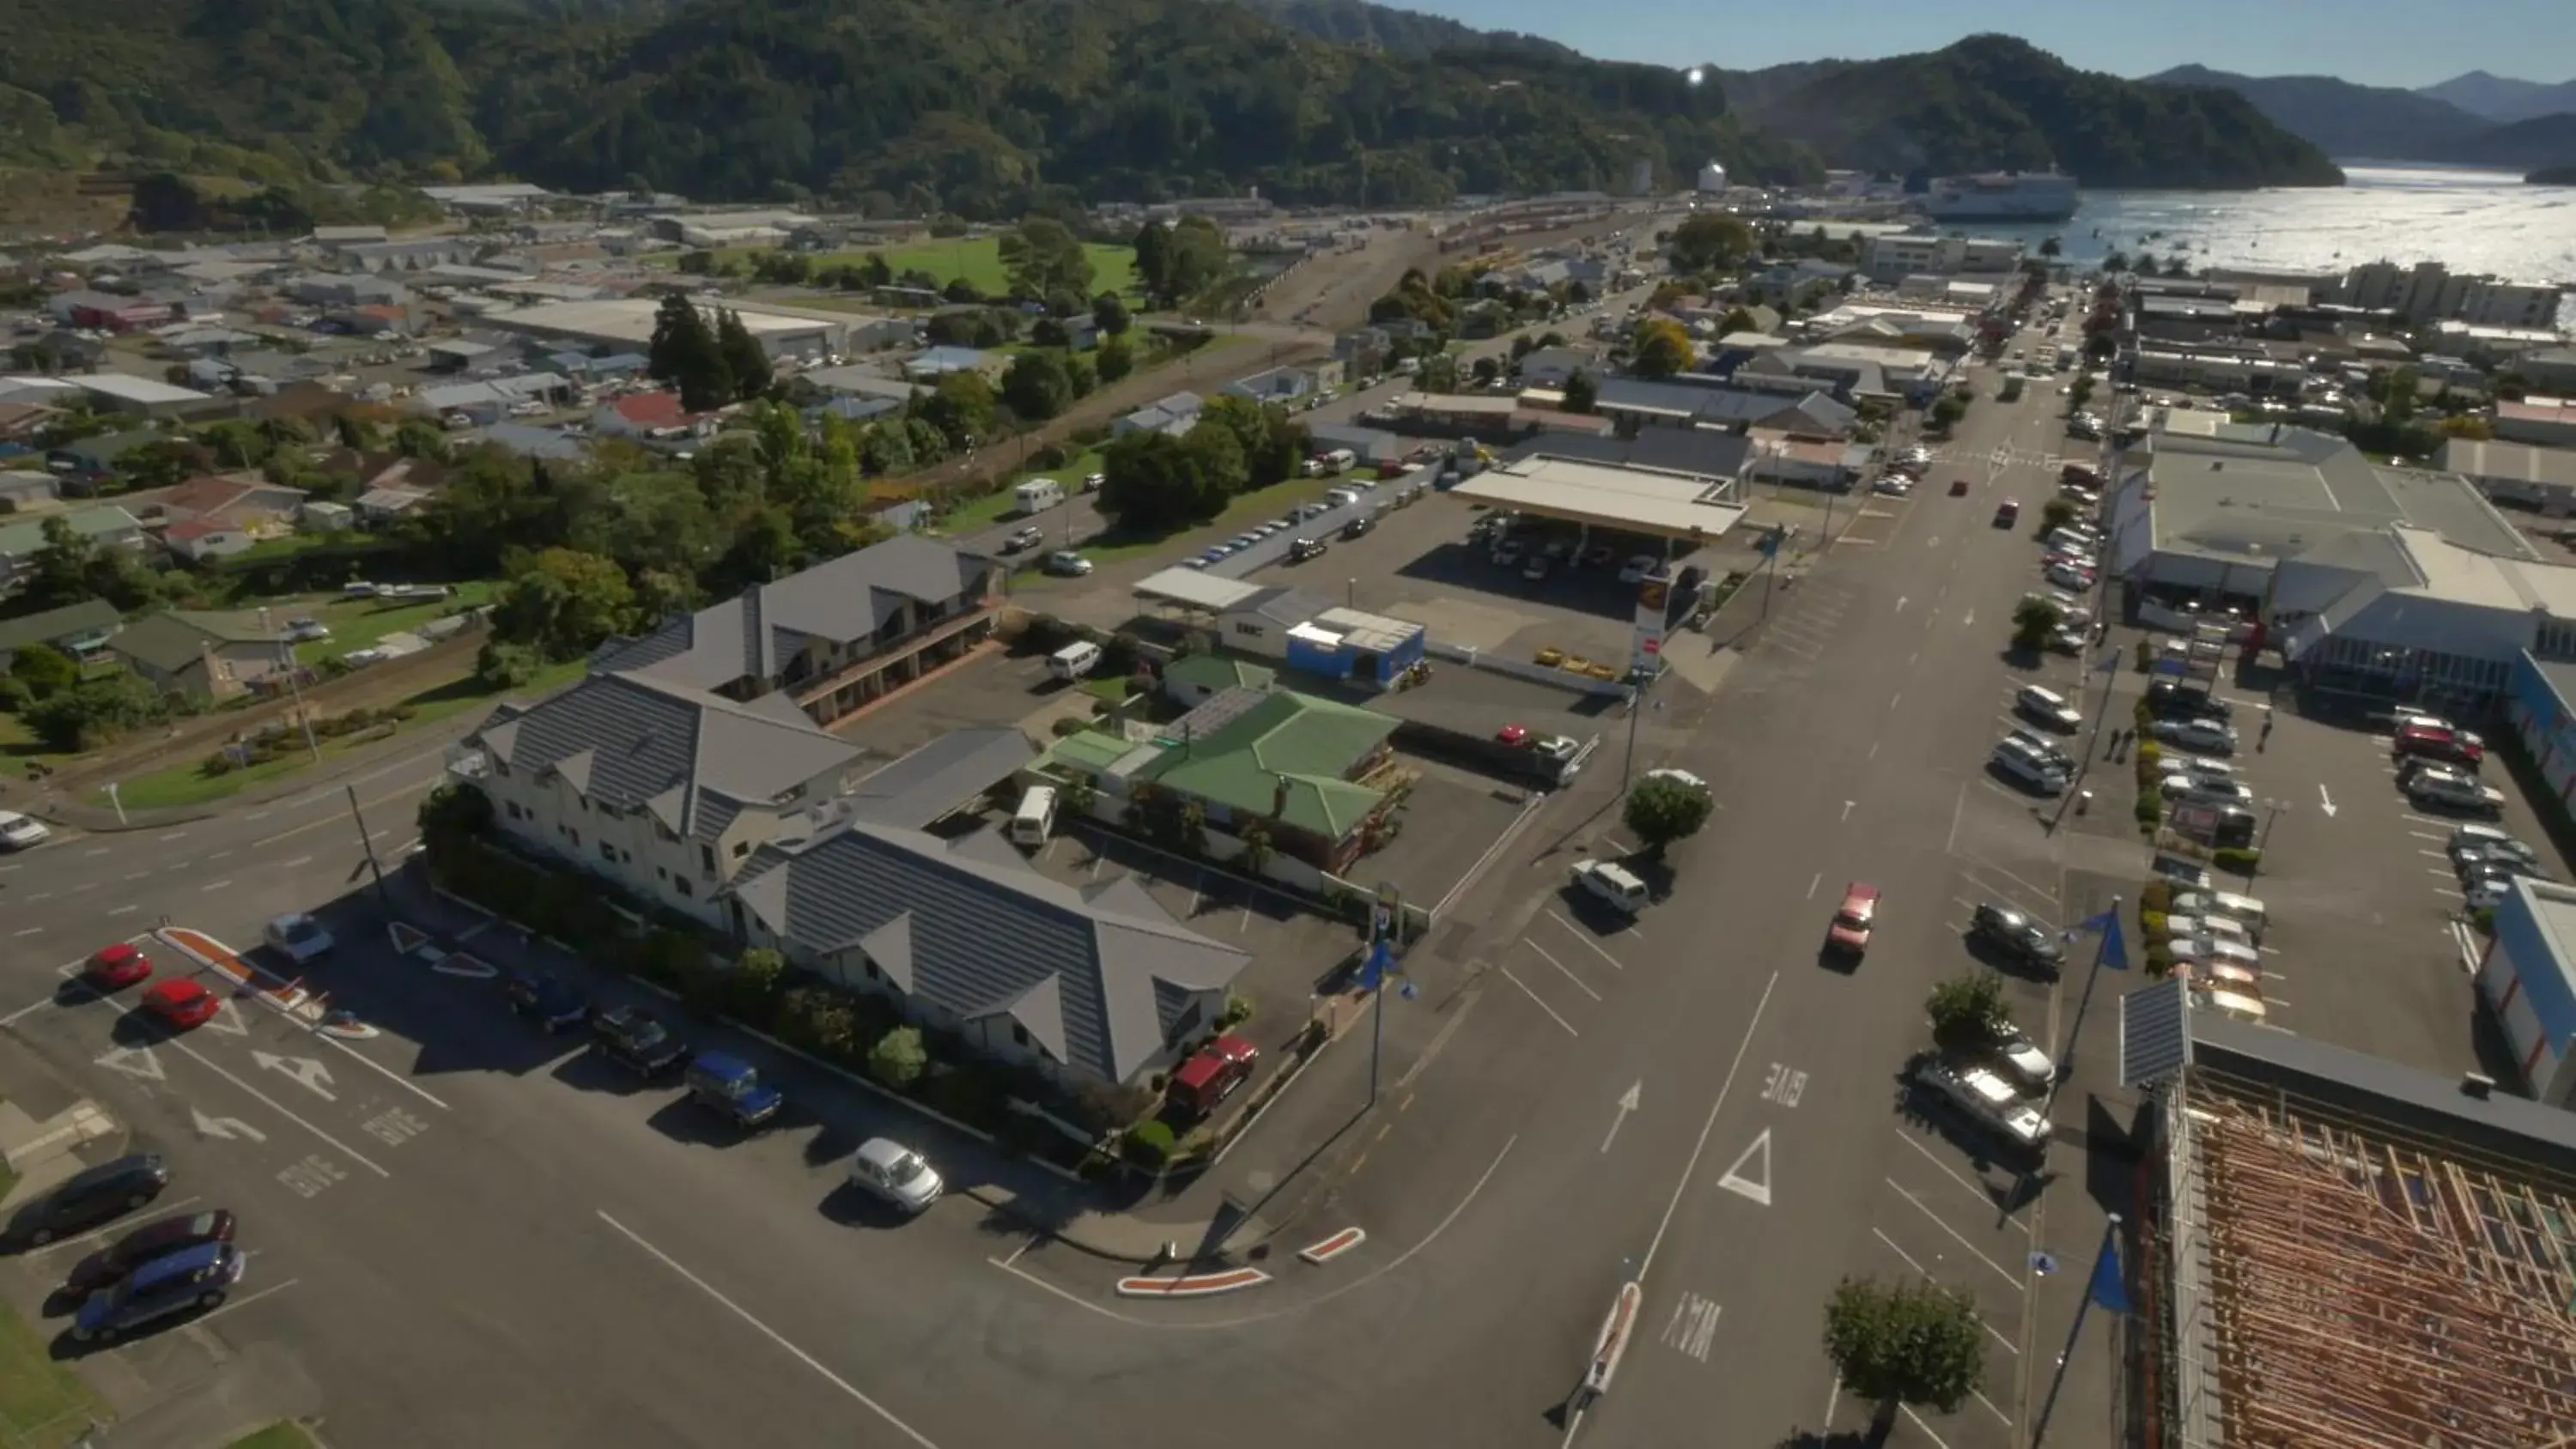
[73,1240,242,1343]
[685,1052,783,1128]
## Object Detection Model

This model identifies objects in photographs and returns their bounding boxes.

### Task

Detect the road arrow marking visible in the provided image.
[1716,1128,1772,1207]
[95,1046,164,1082]
[201,999,249,1036]
[1602,1082,1643,1154]
[1961,609,1974,628]
[387,921,428,955]
[252,1051,336,1101]
[190,1107,266,1143]
[1894,596,1909,614]
[2318,784,2336,818]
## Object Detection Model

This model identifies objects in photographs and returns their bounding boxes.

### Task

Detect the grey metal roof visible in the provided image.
[1230,585,1331,627]
[597,535,992,693]
[728,819,1249,1082]
[847,727,1036,830]
[473,670,860,841]
[2145,426,2534,566]
[1501,427,1754,479]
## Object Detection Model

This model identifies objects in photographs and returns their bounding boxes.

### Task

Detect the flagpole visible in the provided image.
[2053,894,2122,1095]
[2029,1212,2124,1449]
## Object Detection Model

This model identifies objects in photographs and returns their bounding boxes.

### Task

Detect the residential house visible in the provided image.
[427,340,499,374]
[0,403,58,443]
[153,475,308,539]
[106,610,289,701]
[1304,423,1406,467]
[2497,397,2576,450]
[465,423,590,461]
[1224,366,1316,406]
[0,599,121,665]
[1036,675,1401,873]
[804,367,920,407]
[0,505,147,587]
[1113,391,1205,439]
[1516,347,1599,389]
[805,395,902,427]
[416,373,574,425]
[1334,327,1394,379]
[1592,377,1857,435]
[1048,316,1101,352]
[902,346,988,381]
[161,518,254,562]
[0,470,57,509]
[590,534,1001,729]
[1743,258,1858,308]
[42,431,162,489]
[46,290,175,334]
[158,324,263,358]
[591,391,712,440]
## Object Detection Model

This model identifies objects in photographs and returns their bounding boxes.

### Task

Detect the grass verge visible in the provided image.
[225,1426,320,1449]
[0,1266,106,1449]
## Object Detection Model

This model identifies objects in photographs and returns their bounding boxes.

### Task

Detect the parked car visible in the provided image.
[1042,550,1093,577]
[15,1155,170,1246]
[1001,526,1044,553]
[1993,1028,2058,1093]
[1970,902,2065,973]
[64,1210,238,1296]
[71,1241,243,1343]
[1912,1060,2050,1155]
[83,943,154,991]
[1168,1035,1260,1118]
[2043,562,2095,591]
[2151,719,2238,757]
[140,979,222,1032]
[2394,723,2482,767]
[1639,767,1709,795]
[1994,498,2020,528]
[503,970,590,1032]
[2015,685,2083,733]
[1570,858,1649,914]
[2145,683,2233,722]
[590,1005,689,1077]
[848,1138,944,1215]
[2407,766,2506,818]
[685,1052,784,1129]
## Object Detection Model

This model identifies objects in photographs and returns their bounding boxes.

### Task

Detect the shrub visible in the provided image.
[1050,715,1088,738]
[1121,1119,1177,1168]
[2135,639,2154,672]
[2213,846,2262,875]
[867,1026,929,1092]
[1217,992,1254,1030]
[2136,742,2161,771]
[2134,796,2162,828]
[2145,944,2175,977]
[2140,880,2172,912]
[1027,443,1070,470]
[2471,906,2497,937]
[732,949,786,1016]
[2132,697,2155,730]
[2139,910,2170,941]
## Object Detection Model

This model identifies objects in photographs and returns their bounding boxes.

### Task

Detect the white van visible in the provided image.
[1047,641,1102,681]
[2196,987,2267,1024]
[1015,478,1064,514]
[1009,785,1059,846]
[1992,737,2069,795]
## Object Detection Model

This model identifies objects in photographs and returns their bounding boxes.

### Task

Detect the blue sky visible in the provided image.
[1405,0,2576,88]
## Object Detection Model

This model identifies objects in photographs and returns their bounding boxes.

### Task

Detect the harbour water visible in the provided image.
[1957,165,2576,318]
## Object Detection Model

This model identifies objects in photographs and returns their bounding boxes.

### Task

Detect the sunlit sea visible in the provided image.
[1953,164,2576,328]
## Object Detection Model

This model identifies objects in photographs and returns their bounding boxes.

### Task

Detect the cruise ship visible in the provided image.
[1922,171,2080,222]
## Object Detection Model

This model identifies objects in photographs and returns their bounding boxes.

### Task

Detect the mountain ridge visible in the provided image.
[2142,64,2491,160]
[2418,70,2576,124]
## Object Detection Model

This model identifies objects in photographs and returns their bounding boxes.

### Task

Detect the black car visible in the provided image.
[1970,903,2066,973]
[18,1154,170,1246]
[591,1005,688,1077]
[65,1210,238,1295]
[2146,683,2233,722]
[504,970,591,1033]
[2457,840,2545,879]
[1340,512,1376,540]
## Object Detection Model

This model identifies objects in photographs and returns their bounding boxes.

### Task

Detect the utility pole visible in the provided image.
[276,633,321,764]
[2031,1213,2127,1449]
[2053,894,2123,1092]
[345,784,391,909]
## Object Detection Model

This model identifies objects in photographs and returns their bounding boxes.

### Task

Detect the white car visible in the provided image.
[264,912,335,966]
[1995,1029,2058,1092]
[1570,858,1649,912]
[2153,719,2238,757]
[0,809,51,851]
[2171,935,2261,971]
[1640,767,1709,795]
[2168,890,2267,931]
[2465,878,2514,911]
[2044,562,2095,591]
[848,1138,944,1215]
[283,618,331,643]
[2170,913,2255,948]
[1618,555,1660,584]
[1916,1061,2051,1152]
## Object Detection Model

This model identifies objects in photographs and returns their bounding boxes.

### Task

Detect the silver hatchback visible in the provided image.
[848,1138,944,1216]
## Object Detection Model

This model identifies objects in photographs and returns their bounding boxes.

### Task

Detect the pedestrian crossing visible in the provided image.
[1922,445,2069,475]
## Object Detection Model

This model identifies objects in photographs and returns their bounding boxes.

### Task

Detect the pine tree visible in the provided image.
[648,294,732,412]
[716,309,774,402]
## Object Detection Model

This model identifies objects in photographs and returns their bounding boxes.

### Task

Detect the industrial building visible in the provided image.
[2442,436,2576,516]
[2120,979,2576,1447]
[2270,525,2576,704]
[1449,454,1748,544]
[477,297,905,361]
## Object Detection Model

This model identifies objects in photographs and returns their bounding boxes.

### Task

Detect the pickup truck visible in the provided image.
[591,1006,689,1078]
[685,1052,782,1128]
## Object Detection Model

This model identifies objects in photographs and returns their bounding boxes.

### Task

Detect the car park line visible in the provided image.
[18,1197,207,1260]
[1542,912,1628,969]
[1492,964,1580,1037]
[1886,1180,2021,1288]
[1521,940,1602,1002]
[166,1040,390,1179]
[596,1210,946,1449]
[1891,1131,2028,1235]
[1871,1228,2020,1356]
[128,1277,301,1343]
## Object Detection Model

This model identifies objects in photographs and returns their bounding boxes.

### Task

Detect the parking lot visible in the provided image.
[823,645,1063,761]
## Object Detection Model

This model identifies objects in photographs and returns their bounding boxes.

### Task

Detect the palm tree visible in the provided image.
[2038,236,2063,259]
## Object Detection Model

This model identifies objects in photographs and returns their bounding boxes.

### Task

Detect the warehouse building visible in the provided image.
[2443,436,2576,515]
[477,297,904,362]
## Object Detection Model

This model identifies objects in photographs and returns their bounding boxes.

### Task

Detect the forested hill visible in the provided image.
[0,0,1796,215]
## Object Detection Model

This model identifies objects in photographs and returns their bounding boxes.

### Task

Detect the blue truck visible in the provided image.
[685,1052,782,1129]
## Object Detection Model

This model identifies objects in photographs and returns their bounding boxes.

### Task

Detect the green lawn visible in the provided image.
[874,238,1138,300]
[276,584,499,666]
[0,1248,106,1448]
[939,451,1105,536]
[1073,472,1352,569]
[0,710,71,783]
[225,1426,320,1449]
[88,656,584,814]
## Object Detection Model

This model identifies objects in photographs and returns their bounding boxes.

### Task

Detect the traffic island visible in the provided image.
[1297,1227,1366,1265]
[1113,1266,1271,1298]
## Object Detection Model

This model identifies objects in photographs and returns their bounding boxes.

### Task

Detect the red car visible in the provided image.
[1168,1035,1260,1118]
[2395,723,2482,767]
[1496,724,1532,749]
[1948,477,1970,496]
[1994,498,2020,527]
[1826,883,1881,956]
[140,979,222,1032]
[83,943,154,991]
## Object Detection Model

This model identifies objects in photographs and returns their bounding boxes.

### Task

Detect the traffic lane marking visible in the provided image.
[1886,1179,2023,1288]
[155,927,448,1113]
[164,1040,391,1179]
[1871,1228,2021,1357]
[597,1210,945,1449]
[1892,1131,2031,1236]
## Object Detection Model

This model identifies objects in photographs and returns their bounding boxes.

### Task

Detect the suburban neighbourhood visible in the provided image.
[2,161,2575,1449]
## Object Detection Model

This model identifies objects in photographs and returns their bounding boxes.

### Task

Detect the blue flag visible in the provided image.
[1359,940,1394,990]
[2100,917,2130,971]
[2089,1234,2134,1314]
[2075,908,2119,934]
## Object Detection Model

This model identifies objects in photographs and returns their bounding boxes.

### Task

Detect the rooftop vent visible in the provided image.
[2461,1072,2495,1100]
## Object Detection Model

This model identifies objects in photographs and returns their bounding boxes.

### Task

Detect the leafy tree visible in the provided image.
[997,218,1095,300]
[1417,350,1461,392]
[1030,316,1070,349]
[1471,355,1501,385]
[1929,395,1967,433]
[474,638,542,689]
[1562,369,1599,414]
[2082,332,2115,363]
[648,294,732,412]
[1666,213,1754,273]
[1926,971,2010,1052]
[1000,350,1073,422]
[1092,292,1132,336]
[492,548,635,659]
[23,675,169,753]
[867,1026,928,1091]
[392,418,451,462]
[714,309,773,402]
[1098,430,1225,532]
[1718,306,1758,335]
[1137,215,1230,302]
[2103,250,2132,275]
[7,645,79,702]
[1821,1275,1987,1438]
[2038,236,2063,258]
[919,372,997,450]
[1623,775,1712,856]
[1097,336,1135,381]
[1630,318,1695,379]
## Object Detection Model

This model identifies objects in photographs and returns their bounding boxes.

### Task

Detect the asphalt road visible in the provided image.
[0,298,2136,1449]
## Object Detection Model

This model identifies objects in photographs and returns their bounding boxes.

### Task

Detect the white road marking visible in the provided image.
[21,1197,204,1259]
[598,1211,945,1447]
[1714,1129,1772,1206]
[178,1279,301,1336]
[1601,1082,1642,1154]
[156,831,188,841]
[105,904,136,917]
[1541,917,1627,972]
[1808,873,1824,900]
[1524,940,1602,1002]
[1974,1387,2014,1428]
[1494,965,1579,1036]
[1659,1292,1721,1361]
[1638,971,1780,1279]
[0,994,62,1027]
[11,927,40,937]
[82,847,109,858]
[2318,784,2336,817]
[1841,800,1856,822]
[1903,1405,1956,1449]
[206,850,232,862]
[1889,692,1903,712]
[282,855,313,870]
[1873,1228,2019,1355]
[191,1107,267,1143]
[169,1041,388,1178]
[252,1050,337,1100]
[1887,1180,2022,1287]
[1893,1131,2030,1234]
[200,880,234,894]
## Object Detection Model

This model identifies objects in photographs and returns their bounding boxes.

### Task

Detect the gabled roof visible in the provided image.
[728,816,1249,1082]
[0,599,119,653]
[596,535,993,693]
[1133,685,1395,838]
[472,670,861,841]
[108,609,282,671]
[846,727,1036,830]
